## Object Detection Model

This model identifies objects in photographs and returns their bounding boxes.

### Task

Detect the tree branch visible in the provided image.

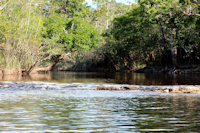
[182,10,200,16]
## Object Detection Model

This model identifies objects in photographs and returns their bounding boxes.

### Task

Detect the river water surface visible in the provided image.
[1,71,200,85]
[0,72,200,132]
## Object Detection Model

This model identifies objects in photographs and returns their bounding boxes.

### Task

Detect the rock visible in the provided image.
[0,83,12,87]
[94,86,125,91]
[162,88,169,93]
[151,87,172,93]
[180,86,200,93]
[122,86,138,90]
[171,86,200,93]
[154,89,165,93]
[170,86,179,93]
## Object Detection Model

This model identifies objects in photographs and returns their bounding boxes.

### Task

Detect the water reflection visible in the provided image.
[49,72,200,85]
[0,90,200,132]
[1,71,200,85]
[0,73,53,82]
[143,73,200,85]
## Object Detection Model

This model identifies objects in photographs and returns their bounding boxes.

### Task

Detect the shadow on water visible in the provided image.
[1,71,200,85]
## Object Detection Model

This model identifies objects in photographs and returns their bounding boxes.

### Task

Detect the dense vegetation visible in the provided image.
[1,0,200,74]
[105,0,200,71]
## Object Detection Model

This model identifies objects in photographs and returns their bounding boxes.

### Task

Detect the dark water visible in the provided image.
[1,71,200,85]
[0,89,200,132]
[49,71,200,85]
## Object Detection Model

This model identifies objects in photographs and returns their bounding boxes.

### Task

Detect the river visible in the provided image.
[1,71,200,85]
[0,72,200,132]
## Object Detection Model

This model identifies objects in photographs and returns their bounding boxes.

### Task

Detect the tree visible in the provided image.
[0,0,48,75]
[103,0,200,70]
[42,15,101,54]
[179,0,200,16]
[40,0,101,72]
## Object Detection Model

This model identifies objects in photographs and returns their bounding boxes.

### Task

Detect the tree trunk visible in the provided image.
[106,0,109,29]
[159,22,170,67]
[166,23,177,68]
[22,54,69,76]
[30,58,60,74]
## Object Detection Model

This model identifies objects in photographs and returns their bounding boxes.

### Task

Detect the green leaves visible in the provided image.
[42,0,101,54]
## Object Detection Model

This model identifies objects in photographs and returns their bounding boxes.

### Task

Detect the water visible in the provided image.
[1,72,200,132]
[0,89,200,132]
[1,71,200,85]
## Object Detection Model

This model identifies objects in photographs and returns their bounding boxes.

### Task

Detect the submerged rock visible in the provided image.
[0,83,12,87]
[123,86,138,90]
[0,81,200,94]
[94,86,126,91]
[171,86,200,94]
[94,85,200,94]
[142,86,200,94]
[94,86,138,91]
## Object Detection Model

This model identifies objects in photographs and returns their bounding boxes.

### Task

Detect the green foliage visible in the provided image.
[47,0,91,18]
[103,0,200,68]
[2,0,200,72]
[90,0,130,31]
[42,0,101,55]
[0,0,46,69]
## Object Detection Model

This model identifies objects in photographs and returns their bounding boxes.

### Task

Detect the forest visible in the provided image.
[1,0,200,75]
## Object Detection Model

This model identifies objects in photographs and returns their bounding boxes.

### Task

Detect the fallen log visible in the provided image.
[30,57,60,74]
[22,54,68,75]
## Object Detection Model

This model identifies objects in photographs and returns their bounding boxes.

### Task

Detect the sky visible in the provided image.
[85,0,136,8]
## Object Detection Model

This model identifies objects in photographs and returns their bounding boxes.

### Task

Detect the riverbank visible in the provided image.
[1,81,200,94]
[1,64,200,76]
[51,64,200,75]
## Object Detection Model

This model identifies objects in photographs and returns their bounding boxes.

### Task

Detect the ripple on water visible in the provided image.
[140,129,176,131]
[0,82,200,132]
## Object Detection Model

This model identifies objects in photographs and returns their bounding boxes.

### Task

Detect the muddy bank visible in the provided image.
[0,81,200,94]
